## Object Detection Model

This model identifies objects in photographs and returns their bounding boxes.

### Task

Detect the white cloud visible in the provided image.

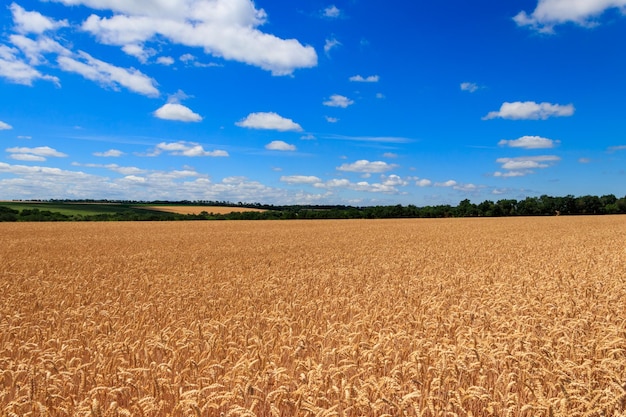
[149,141,228,157]
[337,160,397,173]
[0,121,13,130]
[57,0,317,75]
[280,175,321,184]
[325,116,339,123]
[435,180,457,187]
[382,152,398,158]
[350,75,379,83]
[93,149,124,157]
[6,146,68,161]
[313,176,407,194]
[607,145,626,152]
[265,141,296,151]
[324,134,412,144]
[514,0,626,32]
[483,101,575,120]
[301,134,316,140]
[460,82,479,93]
[0,162,330,203]
[324,37,341,55]
[157,56,174,65]
[10,3,69,34]
[498,135,559,149]
[154,103,202,122]
[57,51,159,97]
[323,5,341,18]
[121,43,155,63]
[323,94,354,108]
[236,112,303,132]
[495,155,561,176]
[416,179,432,187]
[0,44,60,86]
[10,34,72,65]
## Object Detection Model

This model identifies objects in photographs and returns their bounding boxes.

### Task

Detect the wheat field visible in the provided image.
[1,217,625,417]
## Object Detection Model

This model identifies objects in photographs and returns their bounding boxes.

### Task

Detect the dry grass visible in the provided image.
[141,206,266,215]
[1,217,625,417]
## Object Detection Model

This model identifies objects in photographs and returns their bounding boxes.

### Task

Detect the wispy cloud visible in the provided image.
[324,134,413,144]
[324,37,341,55]
[460,82,480,93]
[57,51,159,97]
[0,121,13,130]
[350,75,379,83]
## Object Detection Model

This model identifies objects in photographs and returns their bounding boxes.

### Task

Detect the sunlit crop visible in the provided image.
[1,217,625,416]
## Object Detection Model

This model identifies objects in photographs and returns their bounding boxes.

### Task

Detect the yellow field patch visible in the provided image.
[142,205,267,215]
[1,217,625,416]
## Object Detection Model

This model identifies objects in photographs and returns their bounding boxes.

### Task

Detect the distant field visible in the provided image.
[1,217,626,416]
[142,205,267,215]
[0,201,137,216]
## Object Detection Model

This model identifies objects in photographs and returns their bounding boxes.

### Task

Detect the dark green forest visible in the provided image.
[1,194,625,221]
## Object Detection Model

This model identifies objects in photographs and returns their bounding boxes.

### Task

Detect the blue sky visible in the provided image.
[1,0,625,205]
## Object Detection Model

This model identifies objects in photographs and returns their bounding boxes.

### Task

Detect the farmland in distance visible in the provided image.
[1,217,625,416]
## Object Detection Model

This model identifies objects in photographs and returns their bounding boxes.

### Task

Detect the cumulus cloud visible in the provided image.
[416,179,432,187]
[157,56,174,65]
[148,141,228,157]
[52,0,316,75]
[337,160,397,174]
[323,94,354,108]
[494,155,561,177]
[483,101,575,120]
[460,82,479,92]
[280,175,321,184]
[0,121,13,130]
[154,103,202,122]
[325,116,339,123]
[57,51,159,97]
[10,3,69,34]
[236,112,303,132]
[266,141,296,151]
[6,146,68,161]
[350,75,379,83]
[514,0,626,32]
[435,180,458,187]
[498,135,559,149]
[313,175,408,194]
[93,149,124,157]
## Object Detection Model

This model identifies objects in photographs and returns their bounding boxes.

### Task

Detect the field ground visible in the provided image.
[142,205,267,215]
[1,217,626,416]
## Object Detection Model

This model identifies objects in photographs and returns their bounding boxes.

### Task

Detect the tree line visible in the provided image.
[1,194,625,222]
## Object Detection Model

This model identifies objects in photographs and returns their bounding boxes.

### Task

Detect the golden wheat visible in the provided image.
[1,217,625,416]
